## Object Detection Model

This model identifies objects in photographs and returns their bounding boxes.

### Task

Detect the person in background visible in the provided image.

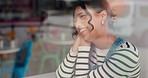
[56,0,140,78]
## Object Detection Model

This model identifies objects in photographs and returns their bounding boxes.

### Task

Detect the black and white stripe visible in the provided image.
[56,42,140,78]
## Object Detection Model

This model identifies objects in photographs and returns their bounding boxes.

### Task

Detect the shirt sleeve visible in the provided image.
[56,47,78,78]
[75,46,91,78]
[75,47,140,78]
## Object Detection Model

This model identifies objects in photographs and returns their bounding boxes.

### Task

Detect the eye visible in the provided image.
[80,14,86,19]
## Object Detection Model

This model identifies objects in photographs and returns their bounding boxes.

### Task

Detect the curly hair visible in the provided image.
[72,0,114,39]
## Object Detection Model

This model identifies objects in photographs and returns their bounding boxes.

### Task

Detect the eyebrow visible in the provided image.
[75,12,84,17]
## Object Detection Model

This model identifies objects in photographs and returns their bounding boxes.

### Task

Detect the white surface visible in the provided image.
[111,1,134,37]
[0,40,4,49]
[25,72,56,78]
[46,40,73,45]
[37,33,73,45]
[43,15,73,27]
[10,40,16,49]
[0,48,19,54]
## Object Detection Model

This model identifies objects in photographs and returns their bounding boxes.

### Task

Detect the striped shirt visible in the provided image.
[56,41,141,78]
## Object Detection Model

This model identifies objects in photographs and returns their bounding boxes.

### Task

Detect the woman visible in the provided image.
[56,0,140,78]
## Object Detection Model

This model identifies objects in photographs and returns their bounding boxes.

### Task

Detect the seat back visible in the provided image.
[11,40,34,78]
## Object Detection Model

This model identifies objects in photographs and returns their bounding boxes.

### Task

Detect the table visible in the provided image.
[0,48,19,54]
[47,40,73,45]
[25,72,56,78]
[46,39,73,60]
[0,48,19,78]
[37,33,73,60]
[36,32,73,73]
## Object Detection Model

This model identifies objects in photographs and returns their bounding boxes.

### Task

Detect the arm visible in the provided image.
[75,46,90,78]
[75,47,140,78]
[56,35,89,78]
[56,48,77,78]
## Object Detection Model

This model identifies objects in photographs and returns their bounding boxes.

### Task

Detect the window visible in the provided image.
[112,5,130,17]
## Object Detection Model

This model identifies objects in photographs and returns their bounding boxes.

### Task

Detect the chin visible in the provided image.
[84,35,92,42]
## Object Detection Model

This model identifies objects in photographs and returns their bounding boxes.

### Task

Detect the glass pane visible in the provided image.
[112,5,130,17]
[140,6,148,17]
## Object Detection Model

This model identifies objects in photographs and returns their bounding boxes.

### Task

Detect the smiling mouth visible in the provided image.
[80,28,87,32]
[79,27,87,33]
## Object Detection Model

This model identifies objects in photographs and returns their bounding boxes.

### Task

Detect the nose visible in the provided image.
[74,19,82,28]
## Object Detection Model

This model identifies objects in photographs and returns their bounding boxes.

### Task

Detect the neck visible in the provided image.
[92,34,117,50]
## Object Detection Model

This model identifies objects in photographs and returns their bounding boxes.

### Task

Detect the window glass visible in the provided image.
[112,5,130,17]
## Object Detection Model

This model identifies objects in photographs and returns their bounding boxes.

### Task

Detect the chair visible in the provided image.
[11,40,34,78]
[1,59,14,78]
[36,34,60,74]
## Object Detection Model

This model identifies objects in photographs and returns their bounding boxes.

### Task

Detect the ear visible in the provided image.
[100,10,107,20]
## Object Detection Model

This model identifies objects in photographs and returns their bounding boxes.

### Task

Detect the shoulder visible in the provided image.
[118,41,138,51]
[117,41,138,52]
[115,41,139,58]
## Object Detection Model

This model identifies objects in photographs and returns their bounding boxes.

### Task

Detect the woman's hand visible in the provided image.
[72,35,91,52]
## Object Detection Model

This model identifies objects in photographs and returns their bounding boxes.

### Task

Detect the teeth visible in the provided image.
[80,28,86,32]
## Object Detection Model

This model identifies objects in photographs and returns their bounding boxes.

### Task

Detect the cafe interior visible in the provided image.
[0,0,148,78]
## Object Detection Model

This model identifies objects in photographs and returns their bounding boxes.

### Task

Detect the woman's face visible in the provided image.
[74,5,107,41]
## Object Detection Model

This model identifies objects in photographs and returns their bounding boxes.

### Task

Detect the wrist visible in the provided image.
[70,47,78,56]
[78,46,91,51]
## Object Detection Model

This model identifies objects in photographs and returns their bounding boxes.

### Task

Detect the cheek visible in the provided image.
[92,15,102,27]
[91,18,102,34]
[85,16,102,40]
[93,19,101,27]
[87,23,102,40]
[85,28,96,41]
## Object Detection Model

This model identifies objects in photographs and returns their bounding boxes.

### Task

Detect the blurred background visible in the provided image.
[0,0,148,78]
